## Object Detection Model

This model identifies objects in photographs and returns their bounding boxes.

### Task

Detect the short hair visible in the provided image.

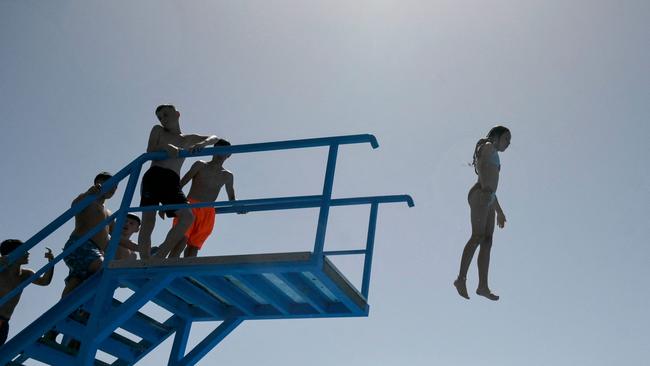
[94,172,112,185]
[214,139,231,147]
[155,104,176,122]
[126,213,141,226]
[1,239,23,256]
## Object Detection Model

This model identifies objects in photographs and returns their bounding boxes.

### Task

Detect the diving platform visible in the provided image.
[0,134,413,365]
[111,252,369,320]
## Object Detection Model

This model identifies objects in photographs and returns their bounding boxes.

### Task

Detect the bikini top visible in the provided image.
[488,149,500,169]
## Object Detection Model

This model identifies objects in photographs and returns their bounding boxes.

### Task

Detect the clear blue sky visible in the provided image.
[1,1,648,365]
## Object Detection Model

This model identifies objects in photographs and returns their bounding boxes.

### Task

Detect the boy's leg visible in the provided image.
[184,246,198,258]
[154,208,194,258]
[168,237,187,258]
[138,211,156,259]
[61,258,102,297]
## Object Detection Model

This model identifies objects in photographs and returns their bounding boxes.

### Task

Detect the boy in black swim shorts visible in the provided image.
[138,104,225,259]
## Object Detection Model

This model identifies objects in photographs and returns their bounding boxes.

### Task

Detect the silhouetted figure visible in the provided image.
[44,172,117,350]
[115,214,141,260]
[163,139,244,258]
[0,240,54,346]
[454,126,511,301]
[62,172,117,297]
[138,104,223,259]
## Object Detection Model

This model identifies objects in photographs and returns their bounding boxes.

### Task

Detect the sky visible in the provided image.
[1,0,649,365]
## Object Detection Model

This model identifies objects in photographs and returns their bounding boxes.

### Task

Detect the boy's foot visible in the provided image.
[476,287,499,301]
[453,278,470,299]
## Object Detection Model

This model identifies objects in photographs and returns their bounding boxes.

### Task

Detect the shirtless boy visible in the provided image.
[62,172,117,297]
[115,214,141,260]
[0,239,54,346]
[138,104,223,259]
[169,139,242,258]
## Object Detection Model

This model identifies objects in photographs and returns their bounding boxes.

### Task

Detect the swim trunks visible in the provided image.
[140,166,188,218]
[63,236,103,282]
[173,198,215,250]
[0,316,8,346]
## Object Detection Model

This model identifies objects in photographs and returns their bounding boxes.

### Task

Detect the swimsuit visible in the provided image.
[173,198,216,250]
[469,146,500,206]
[63,235,103,282]
[140,166,188,217]
[488,149,500,169]
[468,183,496,207]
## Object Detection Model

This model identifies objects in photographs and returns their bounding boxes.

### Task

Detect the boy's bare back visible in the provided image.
[183,161,234,203]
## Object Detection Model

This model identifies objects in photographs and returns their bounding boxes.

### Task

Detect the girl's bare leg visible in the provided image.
[455,186,490,299]
[476,208,499,300]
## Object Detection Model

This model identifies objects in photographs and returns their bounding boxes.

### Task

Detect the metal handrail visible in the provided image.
[1,134,410,310]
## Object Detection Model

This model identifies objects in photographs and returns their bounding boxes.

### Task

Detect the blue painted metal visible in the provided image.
[233,274,293,315]
[175,318,243,366]
[168,318,192,366]
[0,134,413,365]
[94,275,175,344]
[276,272,329,313]
[324,249,367,256]
[0,213,117,309]
[313,144,339,264]
[104,164,142,265]
[361,203,379,298]
[192,276,258,316]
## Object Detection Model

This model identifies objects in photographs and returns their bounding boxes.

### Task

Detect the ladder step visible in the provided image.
[122,278,212,319]
[166,278,231,318]
[111,299,174,342]
[55,317,140,363]
[23,338,111,366]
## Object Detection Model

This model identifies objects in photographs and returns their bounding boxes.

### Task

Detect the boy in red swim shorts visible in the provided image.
[171,139,243,257]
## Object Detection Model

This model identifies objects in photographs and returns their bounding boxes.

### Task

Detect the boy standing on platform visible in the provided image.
[138,104,224,259]
[170,139,242,258]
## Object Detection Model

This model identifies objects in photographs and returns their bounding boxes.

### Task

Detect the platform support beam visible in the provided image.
[362,203,379,298]
[168,318,192,366]
[314,144,339,264]
[176,318,243,366]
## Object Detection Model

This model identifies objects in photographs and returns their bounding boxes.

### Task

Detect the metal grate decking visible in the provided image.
[110,253,369,321]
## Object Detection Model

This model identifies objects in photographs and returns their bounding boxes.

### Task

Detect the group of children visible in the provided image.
[0,104,239,347]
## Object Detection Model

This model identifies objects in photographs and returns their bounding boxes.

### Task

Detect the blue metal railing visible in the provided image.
[0,133,413,312]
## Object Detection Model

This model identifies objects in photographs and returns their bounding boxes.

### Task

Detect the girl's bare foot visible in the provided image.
[453,278,470,299]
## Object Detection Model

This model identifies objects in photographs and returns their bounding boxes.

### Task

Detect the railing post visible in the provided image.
[80,162,142,364]
[361,203,379,299]
[103,163,142,265]
[313,144,338,264]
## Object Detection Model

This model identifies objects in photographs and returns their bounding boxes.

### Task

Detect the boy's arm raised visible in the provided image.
[30,249,54,286]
